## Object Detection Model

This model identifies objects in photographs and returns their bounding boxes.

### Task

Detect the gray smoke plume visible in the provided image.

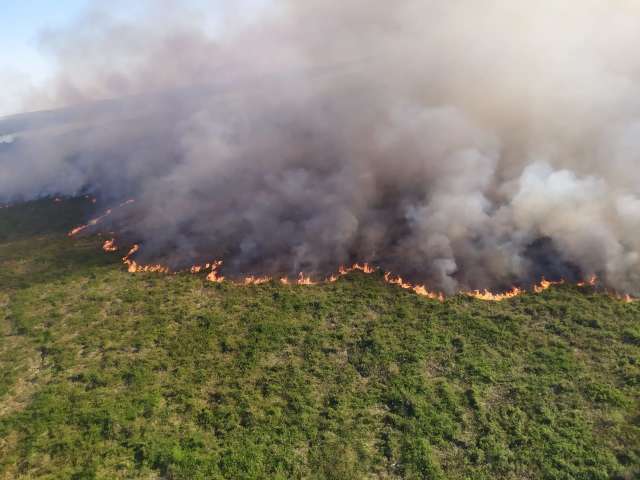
[2,0,640,293]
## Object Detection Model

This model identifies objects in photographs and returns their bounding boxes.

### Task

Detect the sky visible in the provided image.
[0,0,270,116]
[0,1,92,114]
[1,1,91,70]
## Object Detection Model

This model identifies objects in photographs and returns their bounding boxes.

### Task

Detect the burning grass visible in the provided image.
[0,199,639,480]
[68,197,637,304]
[102,236,635,304]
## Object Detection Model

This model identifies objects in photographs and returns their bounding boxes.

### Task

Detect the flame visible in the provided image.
[276,262,377,287]
[68,199,135,237]
[243,275,271,285]
[207,271,225,283]
[69,209,112,236]
[206,261,225,283]
[88,239,637,303]
[413,285,445,302]
[129,264,170,273]
[102,239,118,252]
[191,263,219,274]
[324,263,376,282]
[121,244,170,274]
[124,244,140,259]
[467,287,523,302]
[296,273,316,285]
[578,275,598,287]
[607,288,635,303]
[383,272,444,301]
[575,275,635,302]
[533,278,564,294]
[351,263,376,274]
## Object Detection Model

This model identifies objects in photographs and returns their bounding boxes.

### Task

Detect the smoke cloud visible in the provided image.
[2,0,640,293]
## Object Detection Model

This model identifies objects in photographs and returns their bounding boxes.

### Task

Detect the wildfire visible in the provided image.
[122,244,170,274]
[533,278,565,294]
[323,263,376,283]
[102,239,118,252]
[234,263,374,286]
[206,261,225,283]
[68,199,135,237]
[243,275,272,285]
[69,209,112,236]
[578,275,598,287]
[296,273,317,285]
[467,287,523,302]
[468,277,563,301]
[124,245,140,258]
[622,294,634,303]
[383,272,444,301]
[90,239,638,303]
[118,248,381,289]
[351,263,376,274]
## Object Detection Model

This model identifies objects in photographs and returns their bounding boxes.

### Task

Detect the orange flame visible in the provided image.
[578,275,598,287]
[324,263,376,282]
[69,209,112,236]
[383,272,444,301]
[124,244,140,258]
[243,275,272,285]
[68,199,135,237]
[205,261,225,283]
[102,239,118,252]
[296,273,316,285]
[351,263,376,274]
[622,294,635,303]
[533,278,564,294]
[92,240,636,303]
[121,244,169,274]
[467,287,523,302]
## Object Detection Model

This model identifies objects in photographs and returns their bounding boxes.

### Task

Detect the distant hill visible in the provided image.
[0,199,638,479]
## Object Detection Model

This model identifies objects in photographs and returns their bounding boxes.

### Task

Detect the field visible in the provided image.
[0,199,639,479]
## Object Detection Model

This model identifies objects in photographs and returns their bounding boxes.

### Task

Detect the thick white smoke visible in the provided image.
[1,0,640,293]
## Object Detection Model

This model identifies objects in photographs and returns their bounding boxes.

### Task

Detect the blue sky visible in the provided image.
[0,0,271,116]
[0,1,94,115]
[1,1,91,80]
[1,0,271,77]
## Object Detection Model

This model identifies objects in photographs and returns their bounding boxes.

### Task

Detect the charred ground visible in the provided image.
[0,199,639,479]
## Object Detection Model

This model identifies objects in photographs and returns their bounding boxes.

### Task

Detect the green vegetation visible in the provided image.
[1,199,639,479]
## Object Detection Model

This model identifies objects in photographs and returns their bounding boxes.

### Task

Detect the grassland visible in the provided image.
[0,199,639,479]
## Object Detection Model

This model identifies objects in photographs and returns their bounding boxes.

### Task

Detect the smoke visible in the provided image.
[2,0,640,293]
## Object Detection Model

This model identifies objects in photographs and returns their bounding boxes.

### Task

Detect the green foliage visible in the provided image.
[0,199,638,479]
